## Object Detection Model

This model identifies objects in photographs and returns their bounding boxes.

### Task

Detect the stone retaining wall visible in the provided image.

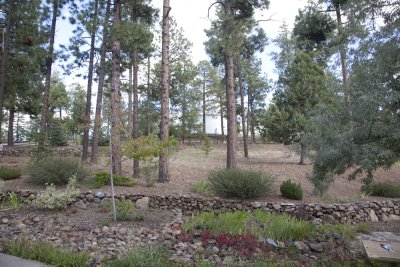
[5,190,400,224]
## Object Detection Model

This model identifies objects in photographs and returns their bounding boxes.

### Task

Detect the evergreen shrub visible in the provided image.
[91,172,134,188]
[208,168,275,199]
[362,182,400,198]
[28,158,87,185]
[0,167,22,180]
[280,179,303,200]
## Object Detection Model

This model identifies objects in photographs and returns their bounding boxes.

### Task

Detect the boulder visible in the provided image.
[136,197,150,209]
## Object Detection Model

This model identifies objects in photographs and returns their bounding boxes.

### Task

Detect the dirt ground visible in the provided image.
[2,143,400,204]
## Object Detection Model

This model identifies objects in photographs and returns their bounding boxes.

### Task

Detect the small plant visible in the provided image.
[356,222,370,234]
[3,238,90,267]
[192,180,213,196]
[141,159,158,187]
[91,172,134,188]
[201,134,213,157]
[107,245,170,267]
[361,182,400,198]
[208,168,276,199]
[0,166,22,180]
[28,157,87,185]
[8,192,20,210]
[280,179,303,200]
[98,199,142,222]
[34,176,80,210]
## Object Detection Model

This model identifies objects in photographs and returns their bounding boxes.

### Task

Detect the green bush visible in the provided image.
[91,172,134,188]
[107,245,170,267]
[362,182,400,198]
[3,238,90,267]
[28,158,87,185]
[48,119,68,147]
[0,166,22,180]
[208,168,275,199]
[280,179,303,200]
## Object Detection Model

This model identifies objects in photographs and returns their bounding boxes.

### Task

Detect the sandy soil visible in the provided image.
[2,143,400,204]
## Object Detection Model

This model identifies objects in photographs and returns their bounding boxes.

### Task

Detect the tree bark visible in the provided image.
[202,70,206,133]
[220,99,224,138]
[132,49,140,178]
[237,58,248,158]
[91,0,111,163]
[7,108,14,147]
[111,0,122,175]
[159,0,170,182]
[82,0,99,161]
[224,0,237,169]
[39,0,58,150]
[0,0,13,143]
[299,142,306,165]
[146,55,151,135]
[128,56,133,136]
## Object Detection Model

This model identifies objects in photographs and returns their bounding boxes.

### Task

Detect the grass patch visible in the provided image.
[355,222,370,234]
[91,172,135,188]
[28,157,87,185]
[107,245,170,267]
[0,166,21,180]
[208,168,276,199]
[192,180,213,196]
[3,238,90,267]
[184,211,356,243]
[362,182,400,198]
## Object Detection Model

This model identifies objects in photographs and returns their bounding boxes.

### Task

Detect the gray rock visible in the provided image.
[272,203,281,210]
[251,202,262,208]
[312,218,322,225]
[265,237,278,248]
[73,200,87,209]
[294,241,309,252]
[1,218,9,224]
[223,256,235,265]
[381,214,389,222]
[324,214,336,224]
[388,214,400,221]
[136,197,150,209]
[369,209,379,222]
[308,242,324,252]
[86,193,95,202]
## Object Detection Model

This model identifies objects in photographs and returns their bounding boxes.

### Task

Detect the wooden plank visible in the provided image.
[362,240,400,263]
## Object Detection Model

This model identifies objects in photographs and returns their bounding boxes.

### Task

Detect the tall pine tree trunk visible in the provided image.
[0,0,13,143]
[220,99,224,138]
[7,108,14,147]
[237,58,248,158]
[82,0,99,161]
[146,55,151,135]
[159,0,170,182]
[91,0,111,163]
[39,0,58,150]
[202,70,206,133]
[299,142,306,165]
[132,49,140,178]
[128,57,133,135]
[111,0,122,175]
[224,0,237,169]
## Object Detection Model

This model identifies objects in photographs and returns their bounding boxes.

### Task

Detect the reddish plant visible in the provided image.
[200,229,212,245]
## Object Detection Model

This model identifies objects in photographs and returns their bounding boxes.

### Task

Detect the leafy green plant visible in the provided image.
[107,245,170,267]
[208,168,276,199]
[3,238,90,267]
[91,172,134,188]
[28,157,87,185]
[280,179,303,200]
[361,182,400,198]
[122,134,177,186]
[0,166,22,180]
[192,180,213,196]
[34,176,80,210]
